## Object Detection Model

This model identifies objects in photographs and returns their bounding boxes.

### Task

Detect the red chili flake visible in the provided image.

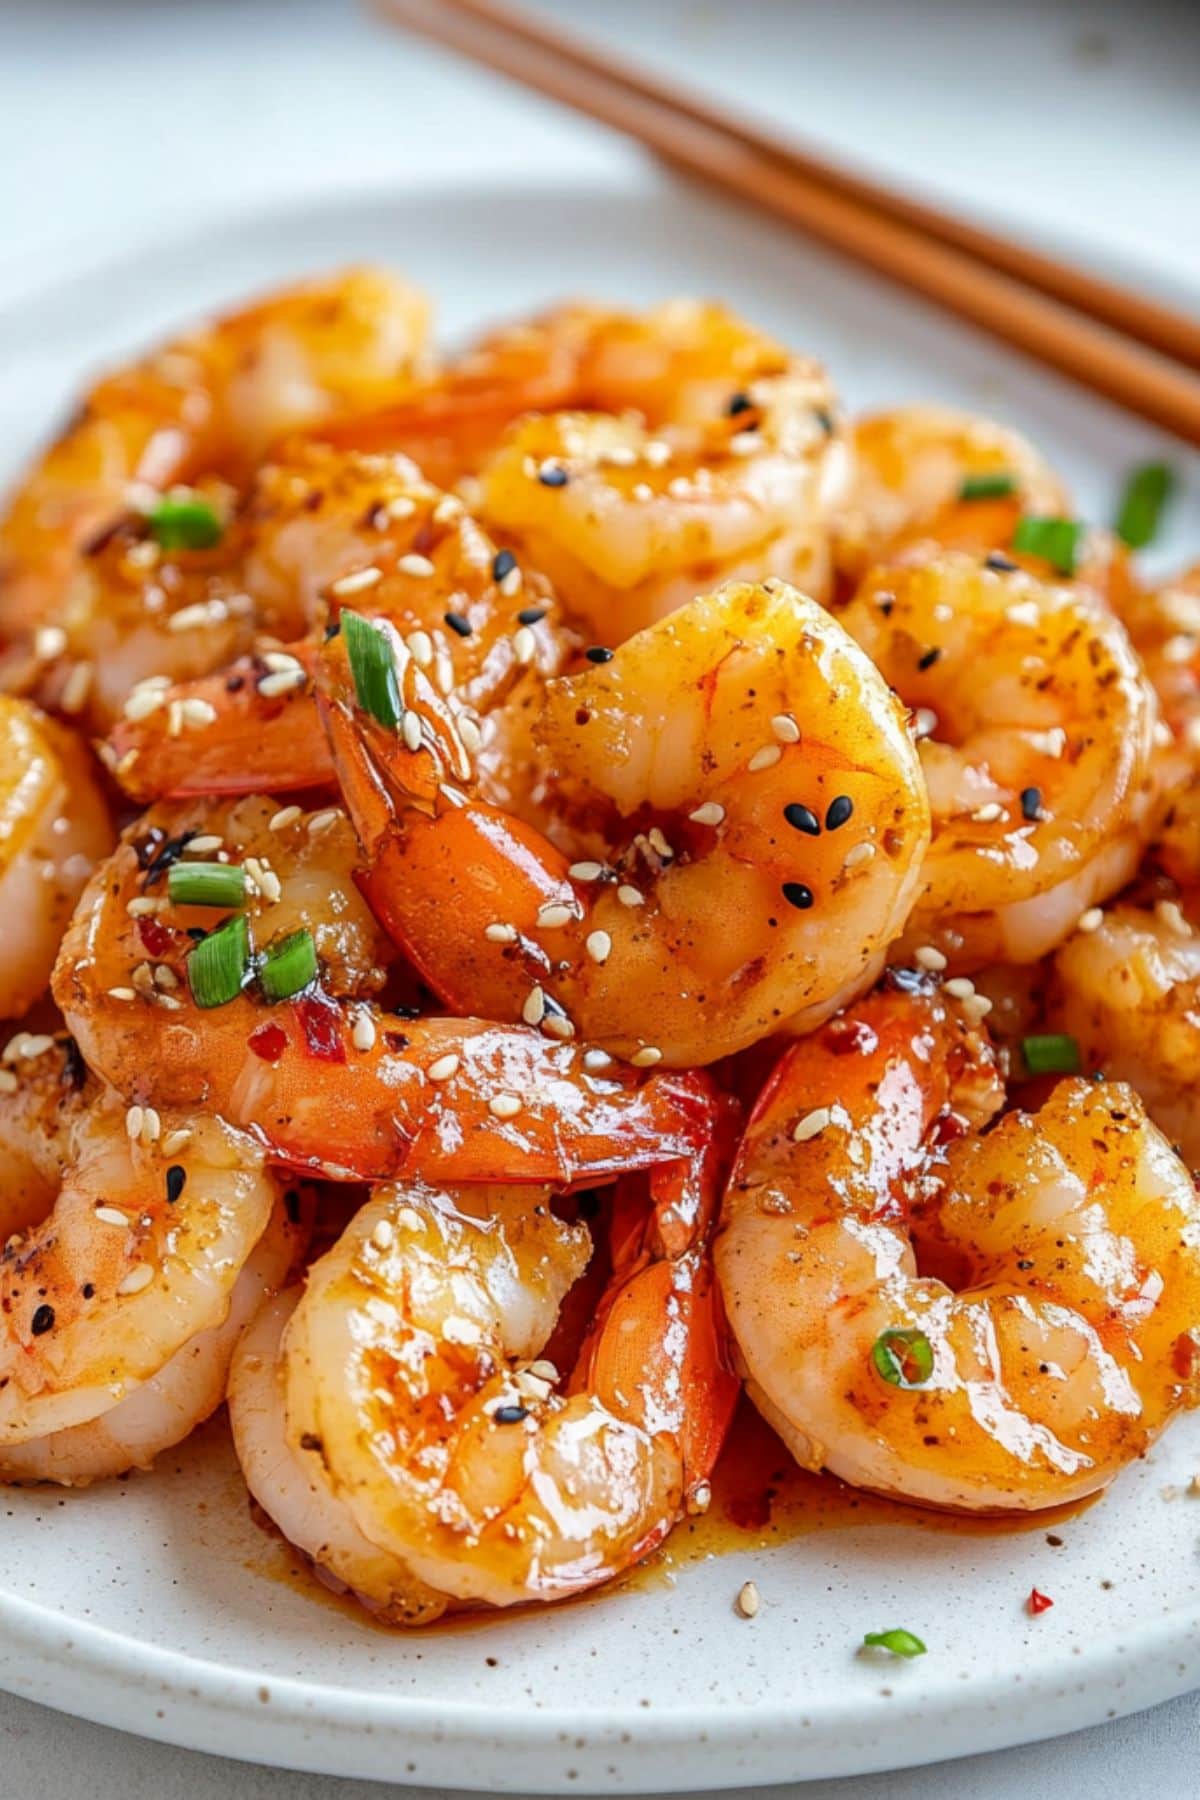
[1028,1588,1054,1615]
[248,1022,288,1064]
[822,1018,879,1057]
[137,915,175,958]
[296,995,346,1064]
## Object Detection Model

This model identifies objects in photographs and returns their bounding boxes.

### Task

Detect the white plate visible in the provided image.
[1,175,1199,1793]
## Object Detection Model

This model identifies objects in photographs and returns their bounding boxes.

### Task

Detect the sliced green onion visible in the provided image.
[147,495,223,551]
[959,471,1016,501]
[863,1628,926,1658]
[167,861,246,909]
[187,914,249,1009]
[259,928,317,1002]
[342,611,401,729]
[871,1327,934,1389]
[1011,514,1082,575]
[1021,1032,1080,1076]
[1115,461,1175,549]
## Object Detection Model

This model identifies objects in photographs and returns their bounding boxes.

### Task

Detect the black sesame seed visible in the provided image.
[61,1036,86,1091]
[444,610,473,638]
[1020,786,1042,821]
[985,552,1018,573]
[30,1304,55,1336]
[491,549,517,583]
[917,647,941,672]
[782,881,814,911]
[494,1404,529,1424]
[225,673,246,693]
[185,926,208,943]
[825,795,854,831]
[1016,1259,1035,1271]
[323,618,342,640]
[813,406,835,436]
[165,1164,187,1205]
[585,646,614,664]
[537,464,569,488]
[517,606,547,626]
[726,392,754,417]
[81,1283,95,1300]
[141,829,197,887]
[783,802,820,836]
[878,599,894,617]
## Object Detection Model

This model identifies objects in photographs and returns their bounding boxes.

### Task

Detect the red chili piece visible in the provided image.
[1028,1588,1054,1615]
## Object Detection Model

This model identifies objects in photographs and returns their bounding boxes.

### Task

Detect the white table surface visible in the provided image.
[2,0,1199,1793]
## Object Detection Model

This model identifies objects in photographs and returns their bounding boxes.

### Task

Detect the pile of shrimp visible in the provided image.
[2,265,1199,1628]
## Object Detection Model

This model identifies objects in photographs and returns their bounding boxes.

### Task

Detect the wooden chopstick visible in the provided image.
[377,0,1200,447]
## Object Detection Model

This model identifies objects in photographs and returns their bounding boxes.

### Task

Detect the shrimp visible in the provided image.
[0,1080,301,1463]
[1116,565,1200,886]
[1047,890,1200,1166]
[232,1098,738,1615]
[103,444,567,803]
[319,579,930,1067]
[0,1030,85,1243]
[0,696,112,1018]
[53,797,716,1184]
[0,268,430,652]
[834,550,1158,968]
[319,299,848,643]
[716,976,1200,1511]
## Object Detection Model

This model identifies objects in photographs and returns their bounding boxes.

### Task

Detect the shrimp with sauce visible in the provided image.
[716,976,1200,1510]
[319,579,930,1067]
[230,1099,738,1616]
[835,550,1159,968]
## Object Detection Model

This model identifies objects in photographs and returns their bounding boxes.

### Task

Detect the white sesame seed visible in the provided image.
[537,902,574,929]
[395,1205,424,1232]
[643,439,672,467]
[499,565,523,598]
[736,1580,760,1618]
[160,1128,191,1157]
[117,1264,155,1296]
[485,922,518,944]
[402,711,423,752]
[122,685,168,722]
[141,1106,161,1144]
[126,895,166,917]
[843,841,877,869]
[513,625,537,665]
[515,1370,553,1401]
[944,977,976,999]
[386,494,417,520]
[1154,719,1173,748]
[542,1012,576,1041]
[617,884,644,908]
[792,1106,831,1142]
[771,713,801,744]
[489,1092,523,1119]
[631,1045,662,1067]
[180,697,217,728]
[154,966,178,990]
[458,716,483,755]
[371,1217,395,1250]
[398,554,436,581]
[688,801,725,827]
[156,993,184,1012]
[257,668,307,698]
[569,861,605,882]
[647,827,674,860]
[583,1048,613,1073]
[1005,600,1041,626]
[962,993,994,1026]
[427,1053,461,1082]
[34,625,67,660]
[261,651,303,676]
[602,444,637,468]
[915,946,948,972]
[686,1481,712,1516]
[167,598,228,633]
[433,494,463,524]
[748,744,782,772]
[406,629,434,667]
[586,929,612,965]
[106,986,137,1002]
[434,651,455,695]
[1077,906,1104,934]
[912,706,939,739]
[632,482,653,502]
[60,662,93,715]
[269,805,302,831]
[307,809,340,834]
[95,1206,130,1228]
[729,432,760,457]
[522,985,547,1026]
[1156,898,1192,938]
[1163,635,1194,665]
[351,1009,377,1053]
[331,565,384,596]
[125,1104,144,1141]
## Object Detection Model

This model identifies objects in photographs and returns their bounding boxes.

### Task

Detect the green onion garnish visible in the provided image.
[147,495,223,551]
[863,1628,926,1659]
[1021,1033,1080,1076]
[1011,515,1082,576]
[959,471,1016,501]
[186,914,249,1010]
[871,1327,934,1389]
[259,928,317,1002]
[1115,462,1175,549]
[342,611,401,729]
[167,862,246,909]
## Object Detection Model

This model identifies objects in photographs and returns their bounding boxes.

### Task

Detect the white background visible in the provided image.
[2,0,1199,1794]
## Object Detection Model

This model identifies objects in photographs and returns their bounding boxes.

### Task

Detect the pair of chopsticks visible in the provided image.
[377,0,1200,447]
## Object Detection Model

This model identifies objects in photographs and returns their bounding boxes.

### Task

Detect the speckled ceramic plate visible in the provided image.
[1,175,1200,1791]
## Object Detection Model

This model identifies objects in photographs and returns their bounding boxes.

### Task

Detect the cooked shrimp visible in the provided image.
[1115,564,1200,886]
[0,268,429,654]
[0,696,112,1018]
[716,977,1200,1511]
[835,551,1158,968]
[320,580,930,1067]
[319,299,847,642]
[234,1100,738,1614]
[104,445,567,802]
[0,1030,84,1242]
[0,1085,292,1448]
[1047,890,1200,1165]
[54,797,715,1183]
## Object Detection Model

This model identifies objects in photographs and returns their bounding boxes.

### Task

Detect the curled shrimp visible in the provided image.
[716,976,1200,1511]
[320,299,847,642]
[1115,564,1200,886]
[53,797,715,1183]
[0,696,112,1018]
[0,269,429,679]
[320,579,930,1067]
[103,444,567,803]
[0,1075,304,1475]
[834,550,1158,968]
[230,1100,738,1616]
